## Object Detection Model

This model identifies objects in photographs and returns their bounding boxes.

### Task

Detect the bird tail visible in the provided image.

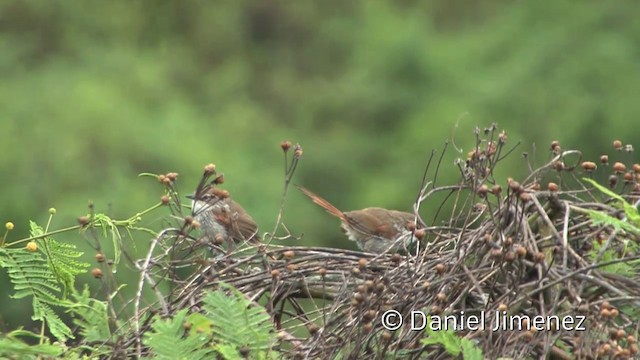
[296,185,347,221]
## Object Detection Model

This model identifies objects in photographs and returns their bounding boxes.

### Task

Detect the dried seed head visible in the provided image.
[436,292,447,302]
[600,301,612,310]
[391,253,402,263]
[213,234,225,245]
[508,179,521,193]
[286,264,297,271]
[358,258,368,268]
[414,228,426,240]
[382,331,393,342]
[283,250,295,260]
[490,248,503,258]
[534,252,546,263]
[318,267,327,276]
[430,305,443,315]
[434,263,446,274]
[157,174,166,183]
[95,253,106,263]
[498,131,508,144]
[519,192,532,203]
[515,245,527,257]
[553,161,565,171]
[600,155,609,165]
[504,251,516,262]
[613,162,626,173]
[271,269,280,278]
[160,195,170,205]
[294,146,303,158]
[91,268,103,279]
[498,303,508,312]
[634,164,640,174]
[422,281,431,290]
[78,216,90,226]
[166,172,179,182]
[628,335,637,344]
[204,163,216,174]
[491,184,502,195]
[609,175,618,188]
[307,324,320,335]
[610,308,619,318]
[550,141,561,151]
[548,182,559,192]
[624,172,634,183]
[504,237,513,247]
[213,174,225,184]
[477,184,489,198]
[212,188,230,199]
[280,140,292,152]
[363,310,376,322]
[581,161,597,172]
[406,221,416,231]
[362,322,373,333]
[184,216,194,225]
[613,139,623,150]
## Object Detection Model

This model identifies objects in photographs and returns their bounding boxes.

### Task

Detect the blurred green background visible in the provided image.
[1,0,639,331]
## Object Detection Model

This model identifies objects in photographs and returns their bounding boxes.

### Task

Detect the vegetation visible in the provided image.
[1,1,639,358]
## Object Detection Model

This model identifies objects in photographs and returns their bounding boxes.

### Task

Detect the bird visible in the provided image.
[187,187,260,252]
[297,185,417,254]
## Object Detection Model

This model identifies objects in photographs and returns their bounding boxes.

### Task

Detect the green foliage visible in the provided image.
[202,283,277,359]
[582,178,640,233]
[0,246,73,341]
[422,316,483,360]
[31,221,90,297]
[587,240,636,276]
[68,284,111,344]
[581,178,640,275]
[0,329,63,359]
[144,284,277,360]
[144,308,214,360]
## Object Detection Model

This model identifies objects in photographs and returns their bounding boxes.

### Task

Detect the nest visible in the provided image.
[127,129,640,359]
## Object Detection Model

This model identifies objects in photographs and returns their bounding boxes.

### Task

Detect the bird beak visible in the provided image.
[186,194,195,200]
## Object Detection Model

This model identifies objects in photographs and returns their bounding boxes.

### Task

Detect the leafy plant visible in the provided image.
[421,316,483,360]
[143,308,213,360]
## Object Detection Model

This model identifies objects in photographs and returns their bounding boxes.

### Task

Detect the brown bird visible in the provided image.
[188,187,260,251]
[297,185,416,254]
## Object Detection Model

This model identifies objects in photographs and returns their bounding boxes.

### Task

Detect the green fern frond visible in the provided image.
[30,221,89,297]
[0,247,73,341]
[202,283,276,358]
[0,329,63,358]
[68,285,111,343]
[583,178,640,230]
[143,308,213,360]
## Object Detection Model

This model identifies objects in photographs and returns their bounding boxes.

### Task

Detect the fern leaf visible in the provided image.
[144,308,213,360]
[68,285,111,342]
[0,247,73,341]
[202,283,275,356]
[30,221,89,297]
[0,330,63,358]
